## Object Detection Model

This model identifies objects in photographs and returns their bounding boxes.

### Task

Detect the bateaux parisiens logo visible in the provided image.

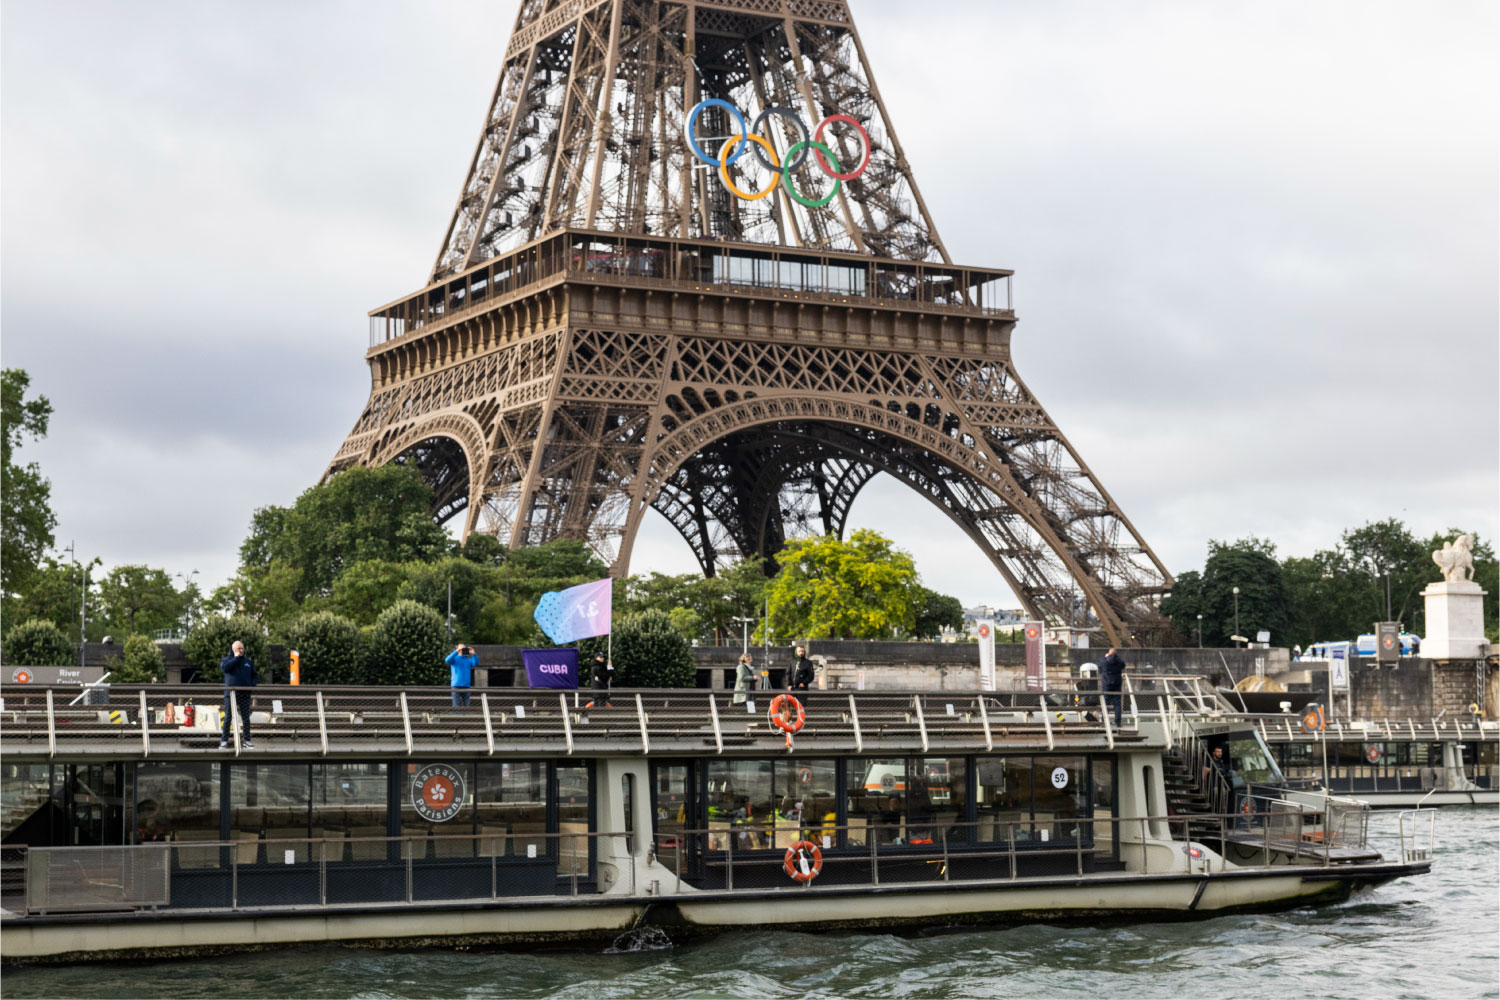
[686,99,871,208]
[411,763,467,823]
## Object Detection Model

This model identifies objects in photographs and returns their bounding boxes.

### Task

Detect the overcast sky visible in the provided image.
[3,0,1496,613]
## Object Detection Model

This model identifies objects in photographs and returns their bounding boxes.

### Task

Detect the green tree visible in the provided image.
[326,559,412,626]
[667,606,704,642]
[396,557,489,640]
[1197,538,1288,647]
[369,600,448,686]
[279,611,367,686]
[608,609,695,688]
[1159,569,1205,643]
[505,538,607,579]
[240,465,450,600]
[108,634,166,683]
[182,615,268,682]
[459,533,506,566]
[209,561,302,626]
[1,553,94,635]
[2,618,74,666]
[911,587,964,640]
[96,565,187,637]
[1,369,57,598]
[765,529,919,640]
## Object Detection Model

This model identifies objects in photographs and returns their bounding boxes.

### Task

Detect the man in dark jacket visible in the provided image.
[588,652,613,707]
[1098,647,1126,726]
[219,641,257,749]
[789,645,815,691]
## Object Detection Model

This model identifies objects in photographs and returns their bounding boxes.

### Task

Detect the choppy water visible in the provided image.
[6,808,1497,999]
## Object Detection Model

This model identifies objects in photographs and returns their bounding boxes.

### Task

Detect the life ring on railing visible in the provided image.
[783,840,823,882]
[1366,745,1383,763]
[769,694,806,734]
[1241,798,1255,817]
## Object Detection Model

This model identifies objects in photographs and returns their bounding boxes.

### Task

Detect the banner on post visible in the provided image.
[1330,647,1349,689]
[977,620,996,691]
[1023,621,1045,691]
[532,578,613,644]
[521,648,580,689]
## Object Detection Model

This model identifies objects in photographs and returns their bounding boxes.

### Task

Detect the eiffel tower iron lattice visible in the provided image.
[327,0,1176,645]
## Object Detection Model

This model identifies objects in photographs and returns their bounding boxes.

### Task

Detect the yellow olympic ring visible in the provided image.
[718,134,780,202]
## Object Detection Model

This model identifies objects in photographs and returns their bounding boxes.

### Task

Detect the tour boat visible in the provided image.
[0,681,1435,962]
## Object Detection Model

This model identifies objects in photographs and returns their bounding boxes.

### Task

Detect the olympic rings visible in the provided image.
[686,99,869,202]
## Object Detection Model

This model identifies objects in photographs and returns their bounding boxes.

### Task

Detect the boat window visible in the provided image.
[232,763,310,863]
[1033,757,1088,842]
[622,773,635,855]
[2,762,53,844]
[706,759,835,850]
[707,759,772,850]
[476,761,546,860]
[974,757,1032,842]
[557,764,590,876]
[848,758,906,846]
[1227,739,1281,786]
[650,763,691,853]
[905,758,966,846]
[136,761,220,865]
[312,763,388,860]
[401,762,474,861]
[1090,758,1115,847]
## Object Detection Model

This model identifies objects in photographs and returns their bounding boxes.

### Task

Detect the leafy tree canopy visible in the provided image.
[1,369,57,597]
[182,615,268,681]
[242,465,450,601]
[278,611,366,686]
[3,618,74,666]
[109,634,166,683]
[96,564,189,637]
[369,599,448,686]
[765,529,919,640]
[912,587,965,640]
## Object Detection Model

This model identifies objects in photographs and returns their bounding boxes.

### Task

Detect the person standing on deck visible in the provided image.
[733,652,755,705]
[1098,647,1127,726]
[789,645,815,691]
[588,651,613,707]
[218,641,256,749]
[446,643,477,707]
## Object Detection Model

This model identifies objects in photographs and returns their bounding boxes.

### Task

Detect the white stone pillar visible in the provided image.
[1420,580,1489,660]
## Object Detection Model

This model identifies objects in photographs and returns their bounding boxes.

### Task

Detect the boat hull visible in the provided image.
[1,862,1427,963]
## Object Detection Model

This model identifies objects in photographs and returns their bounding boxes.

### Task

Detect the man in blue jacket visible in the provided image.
[219,641,257,749]
[1098,647,1127,726]
[446,643,478,707]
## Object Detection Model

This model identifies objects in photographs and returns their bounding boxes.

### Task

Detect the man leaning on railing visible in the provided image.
[219,641,256,750]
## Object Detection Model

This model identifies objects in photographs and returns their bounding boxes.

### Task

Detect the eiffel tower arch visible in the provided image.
[327,0,1176,645]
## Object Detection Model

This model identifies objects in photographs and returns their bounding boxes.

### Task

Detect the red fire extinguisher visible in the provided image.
[183,700,195,727]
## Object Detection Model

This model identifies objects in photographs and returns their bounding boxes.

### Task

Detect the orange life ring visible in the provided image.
[783,840,823,882]
[1366,745,1382,763]
[1241,798,1254,816]
[769,694,806,734]
[797,766,813,785]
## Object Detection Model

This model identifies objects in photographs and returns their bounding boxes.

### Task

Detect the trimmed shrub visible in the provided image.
[611,609,694,688]
[279,611,367,686]
[3,618,75,667]
[182,615,268,682]
[109,634,165,683]
[370,600,448,686]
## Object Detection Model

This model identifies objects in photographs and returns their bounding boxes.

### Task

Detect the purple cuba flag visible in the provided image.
[522,648,579,689]
[532,577,613,644]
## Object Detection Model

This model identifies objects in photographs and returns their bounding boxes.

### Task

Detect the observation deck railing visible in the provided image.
[367,227,1016,347]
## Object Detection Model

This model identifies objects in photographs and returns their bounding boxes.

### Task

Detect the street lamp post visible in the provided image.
[1196,614,1203,649]
[1232,586,1241,647]
[176,570,199,636]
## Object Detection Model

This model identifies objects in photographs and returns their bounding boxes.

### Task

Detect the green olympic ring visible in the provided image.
[781,140,842,208]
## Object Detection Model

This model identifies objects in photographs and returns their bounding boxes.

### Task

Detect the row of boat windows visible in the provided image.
[1,755,1115,851]
[1272,743,1498,768]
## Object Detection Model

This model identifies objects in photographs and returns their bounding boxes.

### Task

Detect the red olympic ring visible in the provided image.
[686,100,870,197]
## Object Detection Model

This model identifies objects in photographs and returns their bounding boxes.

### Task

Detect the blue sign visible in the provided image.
[521,648,579,690]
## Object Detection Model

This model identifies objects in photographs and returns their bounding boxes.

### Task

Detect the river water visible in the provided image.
[6,808,1496,999]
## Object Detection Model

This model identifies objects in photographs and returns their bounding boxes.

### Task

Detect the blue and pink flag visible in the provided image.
[532,577,613,644]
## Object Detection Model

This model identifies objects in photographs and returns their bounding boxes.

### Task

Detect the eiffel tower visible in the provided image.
[327,0,1176,645]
